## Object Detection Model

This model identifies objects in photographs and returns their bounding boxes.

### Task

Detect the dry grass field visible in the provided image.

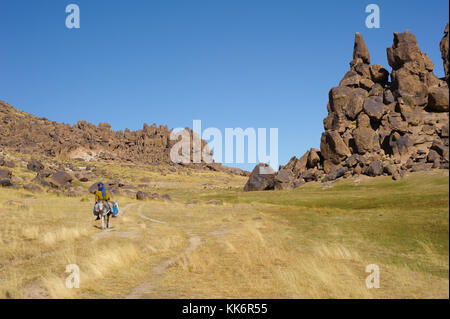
[0,158,448,299]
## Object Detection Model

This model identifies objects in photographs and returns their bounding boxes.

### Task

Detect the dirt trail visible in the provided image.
[23,203,136,299]
[137,204,167,224]
[125,204,201,299]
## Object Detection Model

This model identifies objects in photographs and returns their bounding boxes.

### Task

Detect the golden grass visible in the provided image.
[0,157,448,299]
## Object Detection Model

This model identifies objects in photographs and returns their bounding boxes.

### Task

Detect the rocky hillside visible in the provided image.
[245,24,449,191]
[0,101,247,176]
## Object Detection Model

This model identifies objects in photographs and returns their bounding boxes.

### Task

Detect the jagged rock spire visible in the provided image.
[440,23,449,82]
[353,32,370,65]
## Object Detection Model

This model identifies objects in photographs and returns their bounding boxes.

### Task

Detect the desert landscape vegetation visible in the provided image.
[0,151,448,298]
[0,4,448,299]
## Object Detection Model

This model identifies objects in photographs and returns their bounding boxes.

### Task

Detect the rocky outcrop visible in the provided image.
[441,24,449,83]
[0,102,247,175]
[246,25,449,191]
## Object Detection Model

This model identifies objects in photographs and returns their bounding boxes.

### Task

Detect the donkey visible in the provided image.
[95,200,112,229]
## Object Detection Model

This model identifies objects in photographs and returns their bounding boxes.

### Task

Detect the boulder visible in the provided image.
[48,171,73,188]
[300,168,321,182]
[320,131,351,164]
[339,70,361,87]
[0,179,13,187]
[274,168,295,190]
[353,127,378,154]
[307,148,321,168]
[0,169,12,180]
[329,87,367,120]
[367,160,383,176]
[321,166,348,182]
[27,159,44,172]
[136,191,150,200]
[428,87,449,112]
[243,163,276,192]
[363,96,385,121]
[370,64,389,86]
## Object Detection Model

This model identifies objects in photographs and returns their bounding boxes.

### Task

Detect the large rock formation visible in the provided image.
[0,102,248,175]
[246,24,449,191]
[441,24,449,83]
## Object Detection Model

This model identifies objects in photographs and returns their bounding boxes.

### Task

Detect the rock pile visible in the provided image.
[246,25,449,191]
[0,103,248,176]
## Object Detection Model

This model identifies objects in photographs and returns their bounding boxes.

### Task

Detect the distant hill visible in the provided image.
[0,100,248,176]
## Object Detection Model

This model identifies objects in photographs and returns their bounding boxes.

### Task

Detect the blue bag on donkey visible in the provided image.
[112,202,119,216]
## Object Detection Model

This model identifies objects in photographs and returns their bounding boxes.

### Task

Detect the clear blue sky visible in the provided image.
[0,0,448,171]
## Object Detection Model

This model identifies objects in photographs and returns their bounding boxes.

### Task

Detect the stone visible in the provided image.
[370,64,389,86]
[357,113,371,128]
[274,168,295,190]
[243,163,276,192]
[307,148,321,168]
[360,78,375,90]
[300,168,321,182]
[440,23,449,81]
[339,70,361,87]
[353,127,378,154]
[367,160,383,176]
[383,89,396,104]
[320,131,351,164]
[27,159,44,172]
[383,163,399,177]
[428,87,449,112]
[321,166,348,182]
[0,169,12,180]
[363,96,385,120]
[388,113,408,132]
[369,84,384,97]
[427,149,441,168]
[353,33,370,64]
[48,171,73,188]
[136,191,150,200]
[0,179,13,187]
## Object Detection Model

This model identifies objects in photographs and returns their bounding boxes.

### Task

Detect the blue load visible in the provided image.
[112,202,119,216]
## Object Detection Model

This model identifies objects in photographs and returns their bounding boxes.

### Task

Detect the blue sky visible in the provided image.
[0,0,448,171]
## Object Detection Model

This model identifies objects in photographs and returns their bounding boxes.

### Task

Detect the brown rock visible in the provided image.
[243,163,276,192]
[353,127,377,154]
[48,171,73,188]
[307,148,321,168]
[0,169,12,180]
[27,159,44,172]
[440,23,449,81]
[353,33,370,64]
[363,96,385,120]
[428,87,449,112]
[370,64,389,86]
[274,168,295,190]
[320,131,351,164]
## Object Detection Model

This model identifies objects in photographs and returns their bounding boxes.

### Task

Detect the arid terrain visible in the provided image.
[0,21,448,299]
[0,150,448,298]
